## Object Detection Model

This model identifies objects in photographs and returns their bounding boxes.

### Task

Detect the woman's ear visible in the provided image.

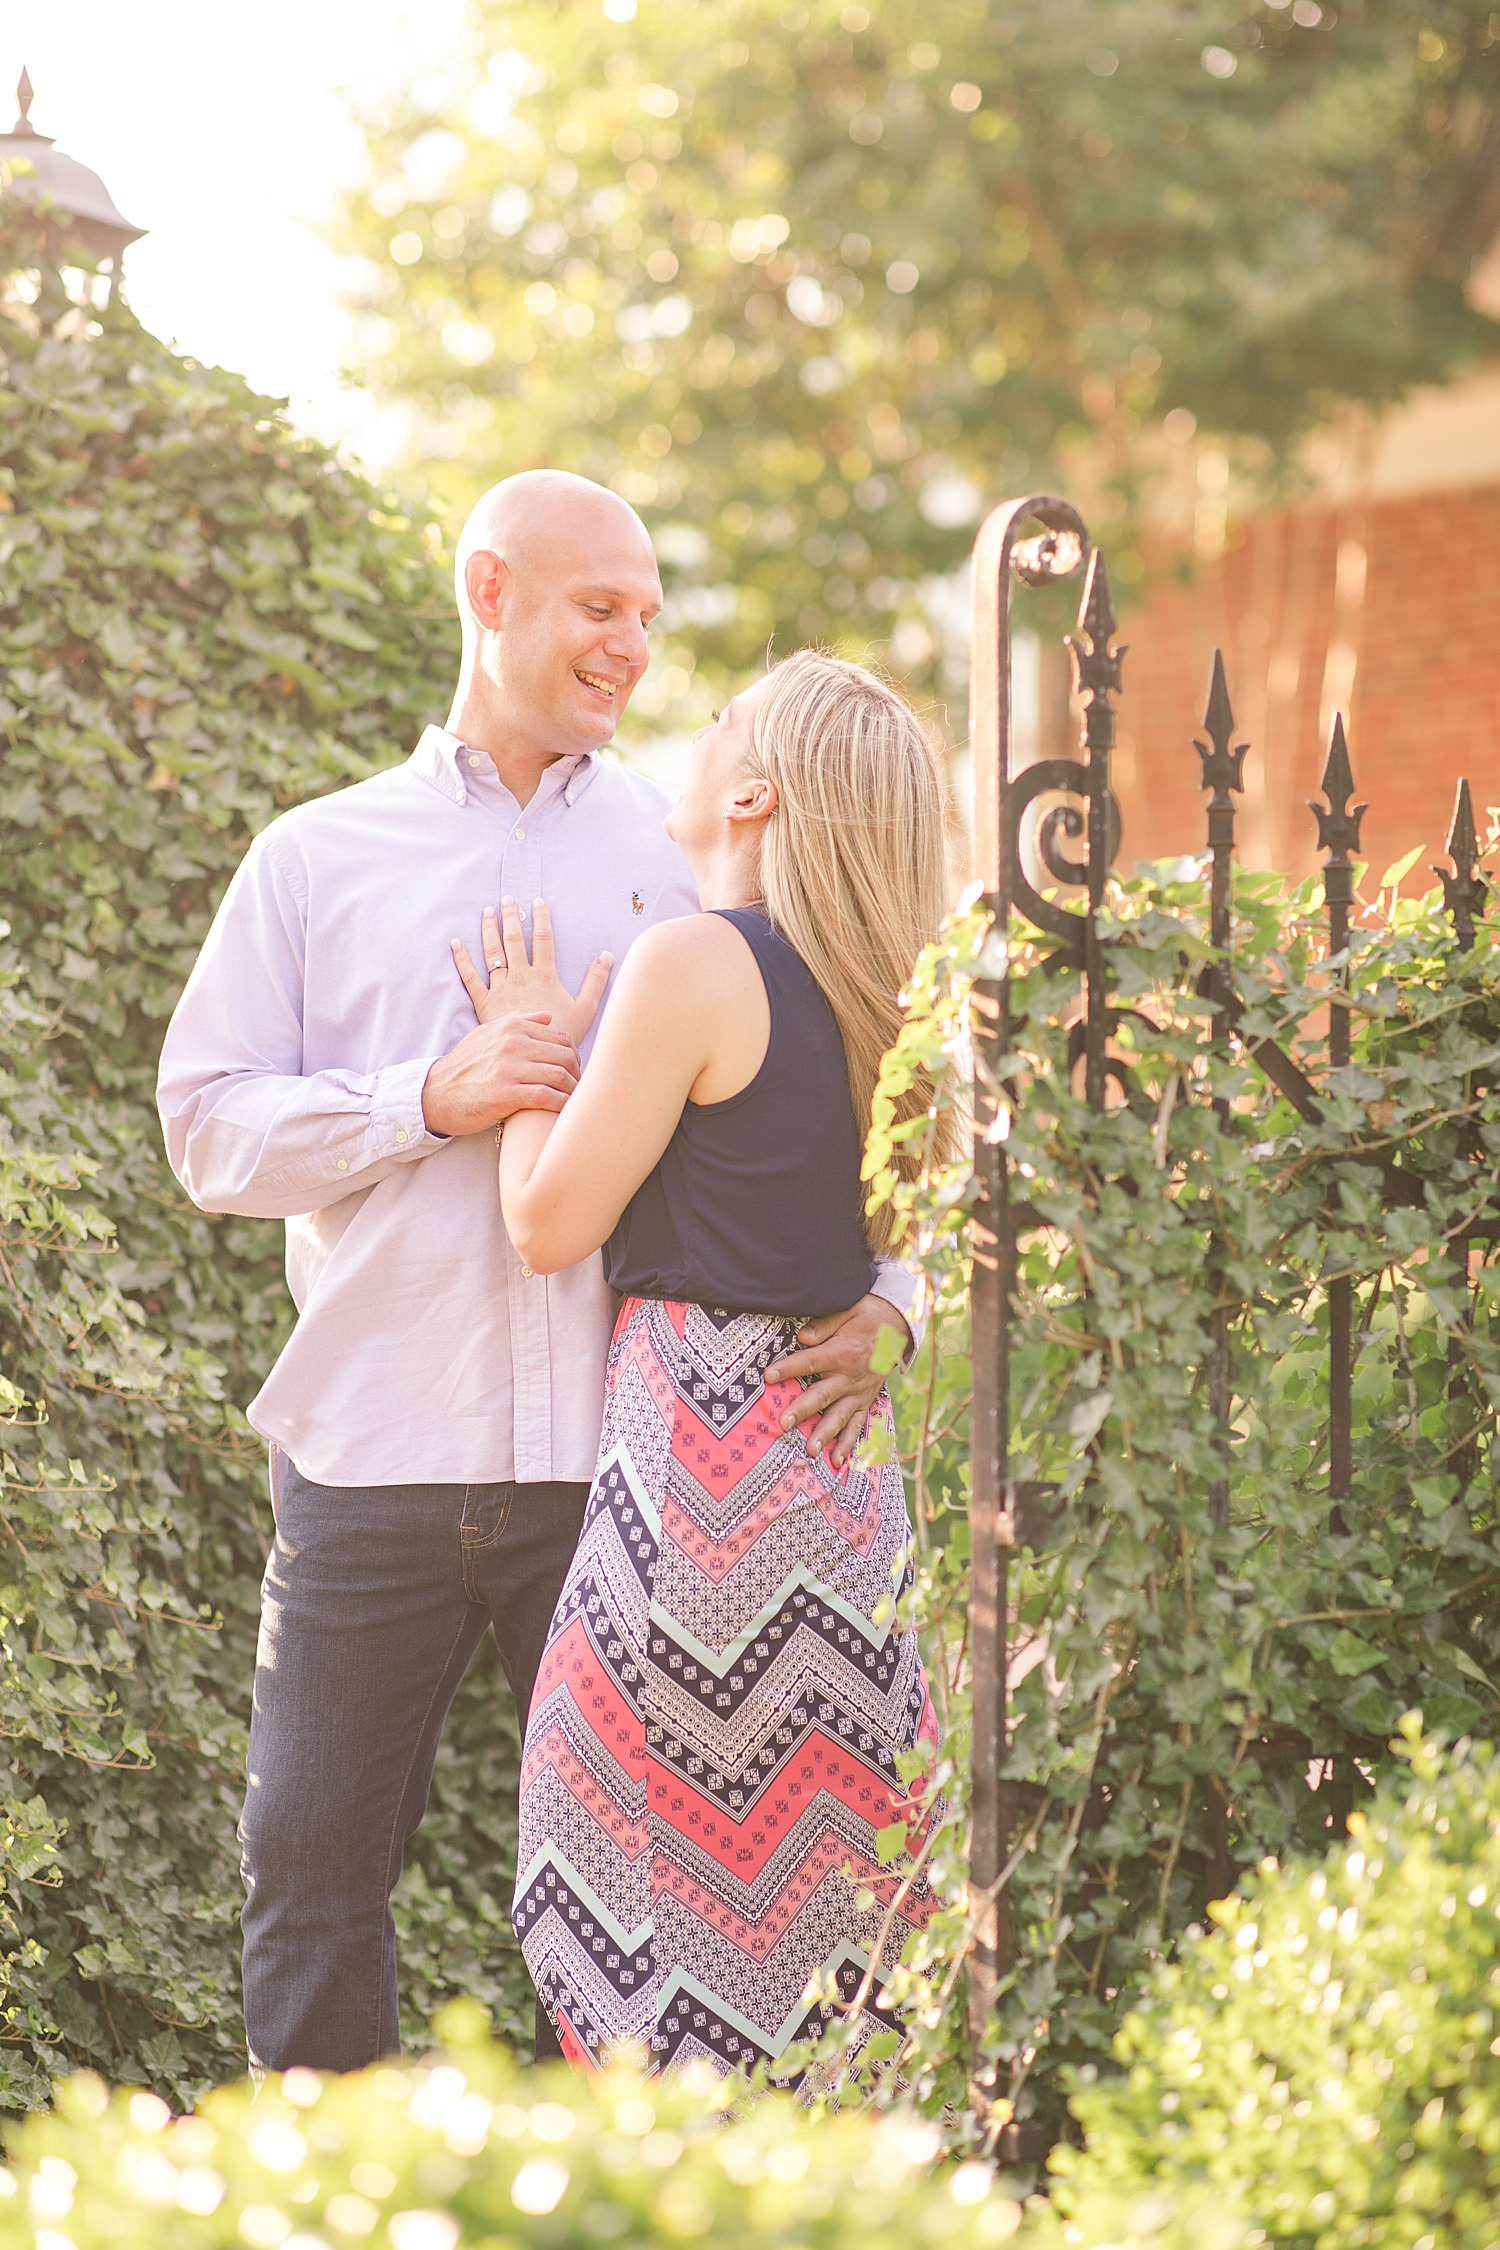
[724,774,779,826]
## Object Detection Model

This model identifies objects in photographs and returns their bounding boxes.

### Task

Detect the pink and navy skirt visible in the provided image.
[513,1296,940,2078]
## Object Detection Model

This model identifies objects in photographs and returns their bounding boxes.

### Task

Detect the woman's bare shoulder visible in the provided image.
[623,911,763,985]
[590,909,769,1099]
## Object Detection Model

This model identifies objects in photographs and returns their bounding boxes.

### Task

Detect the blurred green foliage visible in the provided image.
[1038,1718,1500,2248]
[0,222,546,2103]
[0,1999,1028,2250]
[338,0,1500,721]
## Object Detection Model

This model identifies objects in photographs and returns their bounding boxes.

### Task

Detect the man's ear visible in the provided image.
[464,548,510,636]
[724,774,778,826]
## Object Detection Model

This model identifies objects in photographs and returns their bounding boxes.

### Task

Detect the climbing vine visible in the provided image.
[821,850,1500,2138]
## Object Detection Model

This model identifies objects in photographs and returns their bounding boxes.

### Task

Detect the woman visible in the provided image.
[459,652,953,2078]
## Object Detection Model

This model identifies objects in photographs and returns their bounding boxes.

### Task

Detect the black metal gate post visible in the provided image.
[965,498,1087,2123]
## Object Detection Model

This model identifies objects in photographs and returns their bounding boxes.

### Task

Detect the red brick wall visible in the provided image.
[1110,482,1500,886]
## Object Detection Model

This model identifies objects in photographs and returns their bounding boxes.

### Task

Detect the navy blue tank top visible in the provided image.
[604,907,877,1317]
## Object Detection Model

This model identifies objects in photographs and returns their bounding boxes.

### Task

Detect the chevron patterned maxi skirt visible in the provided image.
[513,1296,941,2079]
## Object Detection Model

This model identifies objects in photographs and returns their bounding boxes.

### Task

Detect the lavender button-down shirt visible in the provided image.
[157,726,920,1490]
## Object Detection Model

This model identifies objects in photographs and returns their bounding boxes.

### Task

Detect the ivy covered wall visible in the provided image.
[0,251,540,2103]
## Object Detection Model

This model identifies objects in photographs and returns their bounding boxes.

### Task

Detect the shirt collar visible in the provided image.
[407,725,602,811]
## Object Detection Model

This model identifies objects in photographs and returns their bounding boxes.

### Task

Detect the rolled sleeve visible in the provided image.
[246,1057,449,1211]
[870,1257,929,1363]
[373,1055,447,1158]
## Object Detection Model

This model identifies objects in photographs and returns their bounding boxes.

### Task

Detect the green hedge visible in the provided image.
[0,236,547,2101]
[1038,1717,1500,2248]
[0,2001,1024,2250]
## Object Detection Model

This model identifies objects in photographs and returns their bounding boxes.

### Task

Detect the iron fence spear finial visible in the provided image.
[1066,548,1126,723]
[1196,649,1247,838]
[1062,549,1126,1107]
[1309,714,1367,924]
[1196,647,1247,972]
[1435,777,1487,953]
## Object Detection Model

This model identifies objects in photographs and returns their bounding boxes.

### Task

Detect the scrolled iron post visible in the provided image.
[965,497,1087,2129]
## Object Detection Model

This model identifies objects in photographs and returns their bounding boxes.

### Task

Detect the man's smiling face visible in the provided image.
[484,501,663,757]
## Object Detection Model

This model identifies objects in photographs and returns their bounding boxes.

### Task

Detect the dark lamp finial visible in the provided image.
[0,67,143,257]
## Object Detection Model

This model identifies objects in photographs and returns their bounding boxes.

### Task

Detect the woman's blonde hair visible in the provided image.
[745,650,955,1254]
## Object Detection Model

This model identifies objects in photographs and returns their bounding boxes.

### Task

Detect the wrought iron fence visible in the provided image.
[963,496,1492,2149]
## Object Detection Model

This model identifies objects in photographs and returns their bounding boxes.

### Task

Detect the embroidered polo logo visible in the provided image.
[631,890,645,914]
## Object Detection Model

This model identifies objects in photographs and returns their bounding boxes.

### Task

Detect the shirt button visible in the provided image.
[336,1158,348,1172]
[395,1129,408,1144]
[520,1265,534,1279]
[468,754,481,769]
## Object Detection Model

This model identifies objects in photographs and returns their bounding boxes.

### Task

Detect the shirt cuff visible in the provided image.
[869,1261,928,1365]
[373,1057,448,1157]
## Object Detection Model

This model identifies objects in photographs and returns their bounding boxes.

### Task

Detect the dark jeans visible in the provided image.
[239,1462,589,2073]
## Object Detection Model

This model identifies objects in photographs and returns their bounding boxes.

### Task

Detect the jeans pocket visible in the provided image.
[459,1482,514,1553]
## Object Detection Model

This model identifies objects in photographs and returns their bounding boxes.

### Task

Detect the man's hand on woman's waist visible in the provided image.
[763,1294,914,1468]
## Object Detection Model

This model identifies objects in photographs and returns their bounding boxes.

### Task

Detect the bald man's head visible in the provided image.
[448,470,663,760]
[454,471,655,633]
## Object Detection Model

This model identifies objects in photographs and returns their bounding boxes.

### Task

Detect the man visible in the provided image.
[157,471,919,2073]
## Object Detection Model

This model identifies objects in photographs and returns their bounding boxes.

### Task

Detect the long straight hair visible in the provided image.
[746,651,955,1254]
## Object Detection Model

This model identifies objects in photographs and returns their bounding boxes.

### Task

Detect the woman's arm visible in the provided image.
[499,912,767,1272]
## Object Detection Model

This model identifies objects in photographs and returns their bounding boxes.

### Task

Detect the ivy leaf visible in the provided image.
[1068,1390,1113,1448]
[875,1823,909,1866]
[1379,847,1424,891]
[1326,1631,1386,1678]
[1410,1477,1455,1519]
[1451,1649,1496,1697]
[868,1324,908,1378]
[308,610,380,653]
